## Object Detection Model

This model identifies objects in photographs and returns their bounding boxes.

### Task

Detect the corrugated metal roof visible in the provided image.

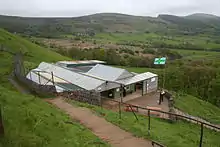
[86,64,134,81]
[37,62,106,91]
[27,69,80,92]
[34,71,69,83]
[116,72,158,85]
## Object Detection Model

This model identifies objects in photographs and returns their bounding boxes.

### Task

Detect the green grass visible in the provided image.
[0,29,69,63]
[0,29,110,147]
[94,32,220,50]
[68,100,220,147]
[172,49,220,60]
[175,94,220,124]
[0,86,110,147]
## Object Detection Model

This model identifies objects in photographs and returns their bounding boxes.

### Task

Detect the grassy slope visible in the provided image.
[0,29,109,147]
[175,94,220,124]
[68,100,220,147]
[0,86,109,147]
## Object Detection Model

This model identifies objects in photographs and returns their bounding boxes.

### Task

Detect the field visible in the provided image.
[0,29,110,147]
[37,32,220,50]
[68,100,220,147]
[172,49,220,60]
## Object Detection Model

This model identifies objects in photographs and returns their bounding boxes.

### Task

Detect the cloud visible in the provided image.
[0,0,220,17]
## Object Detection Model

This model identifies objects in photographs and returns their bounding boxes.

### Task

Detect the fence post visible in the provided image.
[129,105,138,121]
[29,69,32,80]
[51,72,55,86]
[38,71,41,85]
[100,97,103,109]
[199,123,204,147]
[119,102,122,119]
[0,106,4,136]
[148,109,151,136]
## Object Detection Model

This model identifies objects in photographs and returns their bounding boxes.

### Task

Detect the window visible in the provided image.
[151,78,156,82]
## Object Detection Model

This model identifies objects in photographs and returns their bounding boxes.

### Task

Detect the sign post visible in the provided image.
[154,57,167,89]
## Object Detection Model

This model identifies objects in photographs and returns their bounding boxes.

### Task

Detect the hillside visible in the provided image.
[1,13,220,37]
[0,29,220,147]
[0,29,110,147]
[185,13,220,20]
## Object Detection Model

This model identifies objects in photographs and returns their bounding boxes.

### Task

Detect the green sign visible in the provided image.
[154,57,166,65]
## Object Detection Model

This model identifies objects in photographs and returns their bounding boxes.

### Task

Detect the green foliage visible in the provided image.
[122,64,220,107]
[142,48,156,54]
[120,49,135,55]
[163,65,220,106]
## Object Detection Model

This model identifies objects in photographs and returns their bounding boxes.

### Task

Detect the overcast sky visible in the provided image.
[0,0,220,17]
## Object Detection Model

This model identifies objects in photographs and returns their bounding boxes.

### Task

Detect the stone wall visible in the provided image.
[58,90,101,106]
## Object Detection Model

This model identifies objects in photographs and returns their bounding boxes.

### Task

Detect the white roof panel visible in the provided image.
[37,62,105,90]
[116,72,158,85]
[87,64,134,81]
[57,60,106,65]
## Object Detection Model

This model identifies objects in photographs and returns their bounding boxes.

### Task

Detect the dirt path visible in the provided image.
[46,97,153,147]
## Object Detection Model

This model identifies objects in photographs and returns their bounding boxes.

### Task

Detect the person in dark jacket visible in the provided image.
[159,90,165,105]
[161,90,165,102]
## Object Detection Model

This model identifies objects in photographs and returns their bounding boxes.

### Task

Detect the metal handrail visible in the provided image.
[101,97,220,131]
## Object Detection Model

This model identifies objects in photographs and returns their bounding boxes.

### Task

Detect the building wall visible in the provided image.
[114,88,121,98]
[143,80,147,95]
[125,84,135,93]
[146,76,158,93]
[113,84,136,99]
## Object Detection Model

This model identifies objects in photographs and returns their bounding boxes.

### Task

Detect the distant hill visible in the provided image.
[0,13,220,37]
[185,13,220,20]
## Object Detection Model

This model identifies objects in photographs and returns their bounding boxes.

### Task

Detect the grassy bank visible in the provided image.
[175,94,220,124]
[0,86,110,147]
[68,100,220,147]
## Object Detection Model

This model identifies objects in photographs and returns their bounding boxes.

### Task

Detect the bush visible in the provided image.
[74,37,81,41]
[121,49,135,55]
[143,48,156,54]
[123,54,129,59]
[135,50,139,54]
